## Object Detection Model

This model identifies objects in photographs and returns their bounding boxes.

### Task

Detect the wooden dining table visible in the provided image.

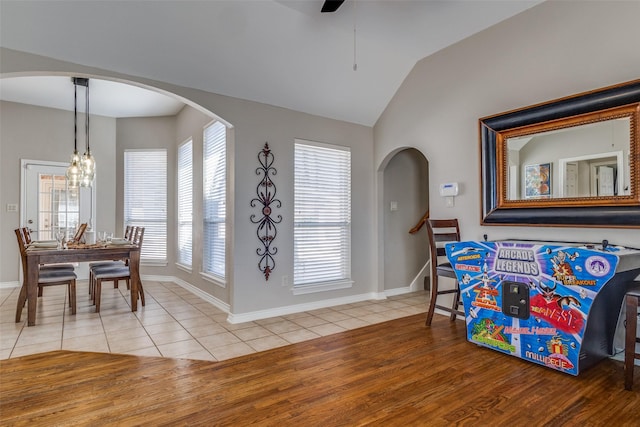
[21,244,141,326]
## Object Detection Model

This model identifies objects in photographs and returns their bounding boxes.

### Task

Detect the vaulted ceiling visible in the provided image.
[0,0,542,124]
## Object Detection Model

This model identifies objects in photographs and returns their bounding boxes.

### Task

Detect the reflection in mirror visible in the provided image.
[506,117,631,200]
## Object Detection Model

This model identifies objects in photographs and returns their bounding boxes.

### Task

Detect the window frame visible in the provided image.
[123,149,168,265]
[293,139,353,294]
[176,139,193,270]
[201,120,227,286]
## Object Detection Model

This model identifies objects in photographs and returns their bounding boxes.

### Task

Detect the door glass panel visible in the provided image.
[37,173,79,240]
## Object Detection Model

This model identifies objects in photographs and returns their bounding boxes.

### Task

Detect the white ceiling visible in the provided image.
[0,76,185,118]
[0,0,542,124]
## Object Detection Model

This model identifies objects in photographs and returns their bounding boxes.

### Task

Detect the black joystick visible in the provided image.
[602,239,609,251]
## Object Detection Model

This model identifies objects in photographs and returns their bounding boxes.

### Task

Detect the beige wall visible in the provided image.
[383,148,428,290]
[0,49,375,318]
[375,0,640,247]
[115,115,178,279]
[0,100,116,281]
[173,105,230,304]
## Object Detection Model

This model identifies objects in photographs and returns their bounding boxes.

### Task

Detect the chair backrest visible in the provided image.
[124,225,133,240]
[21,227,32,244]
[15,228,28,254]
[71,223,88,243]
[133,227,145,247]
[426,219,460,270]
[14,228,29,279]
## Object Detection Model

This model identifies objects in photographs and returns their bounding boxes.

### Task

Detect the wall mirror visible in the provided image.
[480,80,640,227]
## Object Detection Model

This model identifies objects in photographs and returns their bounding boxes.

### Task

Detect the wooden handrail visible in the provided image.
[408,209,429,234]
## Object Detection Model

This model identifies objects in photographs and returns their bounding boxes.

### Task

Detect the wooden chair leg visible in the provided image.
[38,286,43,297]
[450,287,460,322]
[138,281,145,306]
[69,281,76,315]
[425,274,439,326]
[625,292,638,391]
[15,284,27,323]
[95,279,102,313]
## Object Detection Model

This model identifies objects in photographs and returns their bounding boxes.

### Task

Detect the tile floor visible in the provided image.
[0,280,428,362]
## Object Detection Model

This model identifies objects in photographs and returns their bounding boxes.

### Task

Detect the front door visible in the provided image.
[22,160,94,238]
[21,159,95,278]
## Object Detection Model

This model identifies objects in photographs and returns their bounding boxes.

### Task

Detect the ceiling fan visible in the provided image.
[321,0,345,13]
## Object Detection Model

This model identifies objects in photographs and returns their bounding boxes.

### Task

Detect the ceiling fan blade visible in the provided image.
[321,0,345,13]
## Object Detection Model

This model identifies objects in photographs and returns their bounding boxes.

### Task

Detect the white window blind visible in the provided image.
[203,121,226,279]
[294,140,351,287]
[124,149,167,263]
[177,140,193,267]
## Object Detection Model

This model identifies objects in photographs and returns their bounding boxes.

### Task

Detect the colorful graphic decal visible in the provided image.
[446,241,620,376]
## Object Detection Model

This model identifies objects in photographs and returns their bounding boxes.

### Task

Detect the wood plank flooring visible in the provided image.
[1,314,638,426]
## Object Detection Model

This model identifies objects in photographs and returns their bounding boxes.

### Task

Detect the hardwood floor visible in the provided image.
[1,314,638,426]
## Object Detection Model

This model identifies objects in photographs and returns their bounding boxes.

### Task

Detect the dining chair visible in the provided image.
[424,219,464,326]
[20,228,75,277]
[14,228,77,323]
[88,226,137,294]
[91,227,145,312]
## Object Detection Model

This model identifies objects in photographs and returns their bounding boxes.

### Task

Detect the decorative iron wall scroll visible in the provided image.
[250,142,282,280]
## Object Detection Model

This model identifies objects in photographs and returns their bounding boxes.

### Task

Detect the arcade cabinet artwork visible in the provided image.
[445,240,640,376]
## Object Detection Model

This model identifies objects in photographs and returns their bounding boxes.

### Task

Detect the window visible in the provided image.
[124,149,167,263]
[294,140,351,290]
[177,140,193,268]
[203,121,226,280]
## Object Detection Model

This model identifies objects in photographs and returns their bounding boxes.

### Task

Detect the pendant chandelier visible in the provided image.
[66,77,95,187]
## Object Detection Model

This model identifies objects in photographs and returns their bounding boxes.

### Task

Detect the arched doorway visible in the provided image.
[381,148,429,292]
[0,74,230,292]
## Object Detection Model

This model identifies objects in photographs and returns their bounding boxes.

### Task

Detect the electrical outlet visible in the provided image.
[6,203,18,212]
[282,275,290,287]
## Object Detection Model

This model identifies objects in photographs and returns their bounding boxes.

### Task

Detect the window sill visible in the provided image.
[292,279,353,295]
[200,272,226,288]
[141,260,168,267]
[176,263,192,274]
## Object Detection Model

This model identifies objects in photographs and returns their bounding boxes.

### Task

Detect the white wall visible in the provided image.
[374,1,640,247]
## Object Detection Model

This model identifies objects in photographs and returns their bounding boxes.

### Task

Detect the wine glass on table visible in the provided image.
[56,230,65,249]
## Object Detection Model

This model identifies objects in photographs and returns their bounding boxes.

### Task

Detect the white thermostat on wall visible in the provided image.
[439,182,459,197]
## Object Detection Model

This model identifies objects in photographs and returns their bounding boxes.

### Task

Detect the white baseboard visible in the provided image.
[227,291,387,324]
[2,275,392,326]
[408,259,431,292]
[384,286,413,297]
[0,281,20,289]
[142,275,230,314]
